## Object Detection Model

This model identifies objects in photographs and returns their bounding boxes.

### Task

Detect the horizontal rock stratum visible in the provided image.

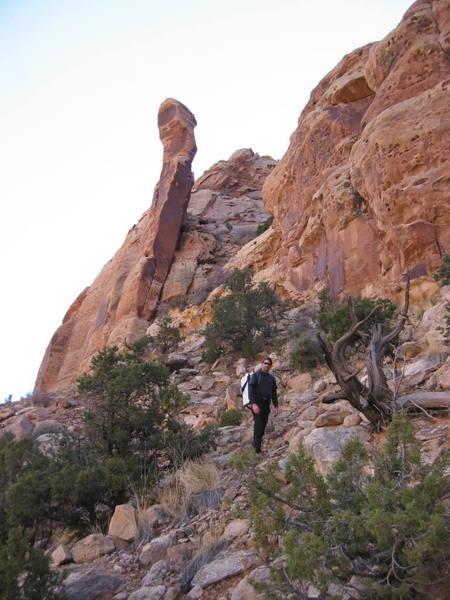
[35,99,197,393]
[232,0,450,305]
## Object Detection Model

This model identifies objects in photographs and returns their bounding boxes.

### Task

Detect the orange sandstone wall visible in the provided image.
[261,0,450,303]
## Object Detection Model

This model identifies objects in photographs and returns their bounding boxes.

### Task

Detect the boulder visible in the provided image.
[166,541,197,572]
[343,414,361,427]
[0,406,15,421]
[72,534,116,564]
[286,373,312,392]
[3,415,33,439]
[141,559,167,586]
[299,405,321,421]
[303,427,369,475]
[221,519,251,540]
[230,566,271,600]
[128,586,166,600]
[139,533,177,567]
[108,504,138,542]
[141,504,169,530]
[35,433,66,455]
[191,551,257,588]
[314,410,349,427]
[51,544,72,566]
[31,419,67,438]
[166,353,190,370]
[64,567,123,600]
[403,355,445,388]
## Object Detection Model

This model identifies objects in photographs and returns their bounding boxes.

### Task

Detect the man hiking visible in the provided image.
[249,356,278,454]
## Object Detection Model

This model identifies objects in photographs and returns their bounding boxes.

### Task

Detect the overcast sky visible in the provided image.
[0,0,413,401]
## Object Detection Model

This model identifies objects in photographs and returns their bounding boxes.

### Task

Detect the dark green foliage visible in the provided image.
[256,216,273,236]
[290,338,325,371]
[0,527,65,600]
[131,317,182,357]
[317,288,397,342]
[433,254,450,286]
[77,346,187,458]
[219,409,243,427]
[163,421,218,469]
[0,432,130,540]
[240,414,450,599]
[150,317,183,355]
[202,268,281,361]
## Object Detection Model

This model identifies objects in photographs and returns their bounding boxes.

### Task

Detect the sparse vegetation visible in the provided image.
[316,288,397,343]
[203,268,282,362]
[177,460,221,496]
[219,408,243,427]
[0,526,66,600]
[290,338,325,371]
[131,317,183,357]
[433,254,450,286]
[236,413,450,599]
[157,459,221,520]
[256,215,273,236]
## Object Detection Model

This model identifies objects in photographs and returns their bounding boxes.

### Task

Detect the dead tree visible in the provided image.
[318,278,450,428]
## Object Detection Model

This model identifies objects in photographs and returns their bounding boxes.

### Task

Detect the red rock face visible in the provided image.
[263,0,450,304]
[35,99,197,393]
[158,149,276,308]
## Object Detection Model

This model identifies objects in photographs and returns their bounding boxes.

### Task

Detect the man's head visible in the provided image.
[261,356,272,372]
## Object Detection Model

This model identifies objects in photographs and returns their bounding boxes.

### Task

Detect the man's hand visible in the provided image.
[251,403,260,415]
[273,407,279,417]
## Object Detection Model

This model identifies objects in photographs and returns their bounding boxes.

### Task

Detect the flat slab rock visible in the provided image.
[191,551,257,588]
[128,585,166,600]
[64,567,123,600]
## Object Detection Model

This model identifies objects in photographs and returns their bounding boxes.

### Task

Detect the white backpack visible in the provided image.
[240,371,261,408]
[240,373,251,408]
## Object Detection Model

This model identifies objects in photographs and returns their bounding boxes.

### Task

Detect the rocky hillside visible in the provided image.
[1,286,449,599]
[3,1,449,598]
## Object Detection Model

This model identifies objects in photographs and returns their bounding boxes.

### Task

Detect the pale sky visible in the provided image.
[0,0,413,401]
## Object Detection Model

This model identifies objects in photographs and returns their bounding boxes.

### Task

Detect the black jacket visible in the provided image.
[248,369,278,408]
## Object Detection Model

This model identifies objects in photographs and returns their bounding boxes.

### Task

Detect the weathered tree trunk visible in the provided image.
[318,278,450,428]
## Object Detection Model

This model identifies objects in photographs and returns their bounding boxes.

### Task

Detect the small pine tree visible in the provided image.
[77,346,187,458]
[290,338,325,371]
[0,527,66,600]
[203,268,281,361]
[317,291,397,342]
[237,414,450,599]
[433,254,450,286]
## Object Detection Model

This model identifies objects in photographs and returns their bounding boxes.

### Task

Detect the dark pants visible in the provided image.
[252,403,270,452]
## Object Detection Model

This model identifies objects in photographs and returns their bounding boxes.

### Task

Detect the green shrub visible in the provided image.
[77,346,187,458]
[433,254,450,286]
[317,289,397,342]
[290,338,325,371]
[242,413,450,599]
[131,317,182,357]
[163,422,219,469]
[0,526,65,600]
[256,216,273,236]
[219,409,243,427]
[202,268,282,362]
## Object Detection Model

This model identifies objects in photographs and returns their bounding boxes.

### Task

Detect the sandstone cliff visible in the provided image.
[35,0,450,394]
[35,99,197,393]
[35,133,275,393]
[232,0,450,306]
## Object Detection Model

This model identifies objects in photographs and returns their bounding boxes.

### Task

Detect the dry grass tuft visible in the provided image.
[157,478,190,520]
[178,460,221,495]
[156,459,221,521]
